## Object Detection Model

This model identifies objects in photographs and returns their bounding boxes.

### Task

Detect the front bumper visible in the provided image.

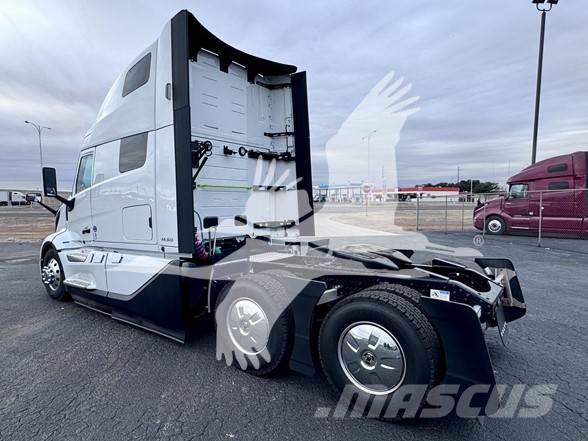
[473,211,485,230]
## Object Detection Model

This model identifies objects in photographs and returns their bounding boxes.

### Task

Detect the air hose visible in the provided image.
[194,227,209,262]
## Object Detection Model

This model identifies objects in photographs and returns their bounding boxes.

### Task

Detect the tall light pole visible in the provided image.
[24,120,51,197]
[362,129,377,184]
[531,0,559,164]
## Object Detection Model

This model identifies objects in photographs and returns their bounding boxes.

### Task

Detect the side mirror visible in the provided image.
[203,216,219,229]
[42,167,74,209]
[42,167,58,197]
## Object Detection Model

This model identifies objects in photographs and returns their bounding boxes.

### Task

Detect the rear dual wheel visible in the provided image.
[215,275,442,419]
[215,273,294,376]
[318,287,441,420]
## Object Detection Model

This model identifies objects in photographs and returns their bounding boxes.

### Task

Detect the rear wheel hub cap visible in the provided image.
[338,322,406,395]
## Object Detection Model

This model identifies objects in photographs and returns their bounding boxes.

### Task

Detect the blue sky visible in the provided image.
[1,0,587,190]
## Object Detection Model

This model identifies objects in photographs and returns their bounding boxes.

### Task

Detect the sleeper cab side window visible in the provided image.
[547,163,568,173]
[75,153,94,194]
[547,181,570,191]
[122,53,151,97]
[119,132,148,173]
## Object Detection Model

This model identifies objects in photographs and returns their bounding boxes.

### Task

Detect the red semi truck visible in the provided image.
[474,151,588,236]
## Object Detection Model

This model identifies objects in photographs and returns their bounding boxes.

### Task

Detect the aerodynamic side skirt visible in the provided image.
[68,260,193,343]
[71,286,187,344]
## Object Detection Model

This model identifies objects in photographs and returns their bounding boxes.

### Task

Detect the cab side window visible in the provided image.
[75,153,94,194]
[509,183,528,199]
[119,132,148,173]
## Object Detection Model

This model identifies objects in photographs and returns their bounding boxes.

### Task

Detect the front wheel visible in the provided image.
[485,215,506,235]
[318,288,441,420]
[41,249,68,301]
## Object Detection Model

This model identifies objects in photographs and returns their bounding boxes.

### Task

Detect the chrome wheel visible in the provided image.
[226,298,269,356]
[41,258,61,292]
[487,219,503,234]
[337,322,406,395]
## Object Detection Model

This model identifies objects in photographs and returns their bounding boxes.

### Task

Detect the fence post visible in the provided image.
[537,190,543,247]
[482,194,487,238]
[461,197,465,231]
[416,196,420,231]
[444,195,448,234]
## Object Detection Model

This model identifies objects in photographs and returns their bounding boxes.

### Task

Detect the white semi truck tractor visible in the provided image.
[38,10,526,419]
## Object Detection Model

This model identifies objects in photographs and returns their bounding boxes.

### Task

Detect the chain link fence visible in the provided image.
[399,189,587,249]
[317,188,587,250]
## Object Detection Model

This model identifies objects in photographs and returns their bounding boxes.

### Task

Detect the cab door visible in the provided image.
[67,150,95,245]
[60,149,109,303]
[504,183,531,231]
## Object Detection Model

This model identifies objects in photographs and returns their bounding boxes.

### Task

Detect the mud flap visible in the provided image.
[420,297,500,416]
[495,304,509,346]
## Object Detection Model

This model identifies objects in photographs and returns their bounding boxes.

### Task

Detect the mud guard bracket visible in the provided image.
[475,258,527,322]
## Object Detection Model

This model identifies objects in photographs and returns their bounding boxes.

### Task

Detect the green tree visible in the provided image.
[417,180,499,194]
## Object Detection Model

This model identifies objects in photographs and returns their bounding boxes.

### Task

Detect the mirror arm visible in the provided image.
[52,194,74,209]
[35,200,57,216]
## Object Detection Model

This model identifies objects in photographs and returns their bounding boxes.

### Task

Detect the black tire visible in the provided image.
[369,283,423,305]
[485,215,506,235]
[215,273,294,376]
[318,288,441,420]
[41,249,68,301]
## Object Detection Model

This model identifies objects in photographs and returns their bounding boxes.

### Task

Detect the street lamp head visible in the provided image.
[533,0,558,11]
[24,120,29,123]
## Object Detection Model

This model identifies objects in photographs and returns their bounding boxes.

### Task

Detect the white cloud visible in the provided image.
[0,0,587,190]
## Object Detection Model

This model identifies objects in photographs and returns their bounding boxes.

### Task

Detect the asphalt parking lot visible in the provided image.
[0,233,587,441]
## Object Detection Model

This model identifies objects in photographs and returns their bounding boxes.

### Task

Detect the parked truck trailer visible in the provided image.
[0,190,8,206]
[10,191,29,206]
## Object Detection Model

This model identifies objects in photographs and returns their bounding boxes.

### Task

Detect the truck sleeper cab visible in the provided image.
[474,151,588,236]
[39,10,527,420]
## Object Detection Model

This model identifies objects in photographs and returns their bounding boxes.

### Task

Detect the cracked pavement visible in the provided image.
[0,234,586,440]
